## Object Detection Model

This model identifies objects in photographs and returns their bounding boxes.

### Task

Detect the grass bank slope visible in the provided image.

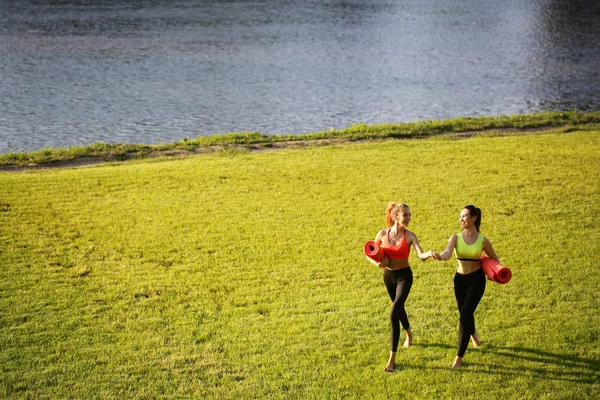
[2,110,600,169]
[0,128,599,398]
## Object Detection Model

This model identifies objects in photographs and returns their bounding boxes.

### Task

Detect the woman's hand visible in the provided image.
[378,256,389,268]
[431,251,440,260]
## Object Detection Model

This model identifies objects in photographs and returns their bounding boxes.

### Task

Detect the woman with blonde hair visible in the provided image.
[367,202,434,372]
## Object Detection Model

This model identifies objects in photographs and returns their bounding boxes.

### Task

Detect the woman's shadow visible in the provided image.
[417,343,599,384]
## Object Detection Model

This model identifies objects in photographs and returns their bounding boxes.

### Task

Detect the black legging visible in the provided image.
[454,267,486,357]
[383,267,413,352]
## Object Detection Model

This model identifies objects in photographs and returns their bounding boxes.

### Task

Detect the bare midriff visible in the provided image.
[385,258,410,271]
[457,259,481,275]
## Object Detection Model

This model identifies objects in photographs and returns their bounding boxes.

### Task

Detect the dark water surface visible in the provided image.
[1,0,599,153]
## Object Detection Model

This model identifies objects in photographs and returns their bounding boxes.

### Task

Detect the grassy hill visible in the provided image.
[0,122,598,398]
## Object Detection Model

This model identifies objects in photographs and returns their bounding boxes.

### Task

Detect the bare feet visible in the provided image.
[471,331,481,348]
[403,329,413,348]
[384,352,396,372]
[450,356,463,369]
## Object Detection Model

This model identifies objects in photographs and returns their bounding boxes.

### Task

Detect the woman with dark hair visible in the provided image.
[431,205,500,369]
[366,202,434,372]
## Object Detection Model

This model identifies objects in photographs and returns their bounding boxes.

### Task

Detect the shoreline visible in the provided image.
[0,126,572,172]
[2,111,599,172]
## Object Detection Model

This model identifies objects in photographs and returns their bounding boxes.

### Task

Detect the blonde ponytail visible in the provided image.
[385,202,409,228]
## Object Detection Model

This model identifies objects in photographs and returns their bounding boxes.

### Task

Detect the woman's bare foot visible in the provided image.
[471,331,481,348]
[384,352,396,372]
[403,329,413,348]
[450,356,463,369]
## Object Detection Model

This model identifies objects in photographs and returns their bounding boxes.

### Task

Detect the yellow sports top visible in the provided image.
[454,233,483,261]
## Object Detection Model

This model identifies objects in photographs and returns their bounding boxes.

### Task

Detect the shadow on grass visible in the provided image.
[416,343,599,384]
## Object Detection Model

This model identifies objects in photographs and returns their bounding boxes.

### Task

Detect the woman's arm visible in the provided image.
[482,237,500,263]
[365,229,389,268]
[434,235,457,261]
[407,231,432,261]
[366,254,389,268]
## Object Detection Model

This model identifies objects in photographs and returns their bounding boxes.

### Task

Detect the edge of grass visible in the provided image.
[2,110,599,168]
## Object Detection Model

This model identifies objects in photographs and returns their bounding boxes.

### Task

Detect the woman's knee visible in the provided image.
[390,302,405,318]
[459,312,475,329]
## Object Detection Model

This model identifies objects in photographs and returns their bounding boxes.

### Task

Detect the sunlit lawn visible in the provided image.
[0,127,598,398]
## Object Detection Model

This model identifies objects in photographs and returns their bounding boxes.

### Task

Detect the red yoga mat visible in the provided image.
[481,256,512,284]
[364,240,385,262]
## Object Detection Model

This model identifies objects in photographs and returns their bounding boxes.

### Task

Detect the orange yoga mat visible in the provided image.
[364,240,385,262]
[481,256,512,284]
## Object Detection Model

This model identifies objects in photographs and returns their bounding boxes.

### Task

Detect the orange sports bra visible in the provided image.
[381,229,410,259]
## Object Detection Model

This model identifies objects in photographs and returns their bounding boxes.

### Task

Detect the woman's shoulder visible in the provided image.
[404,229,419,244]
[375,228,388,240]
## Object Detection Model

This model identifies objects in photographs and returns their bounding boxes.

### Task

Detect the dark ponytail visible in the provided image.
[463,205,481,232]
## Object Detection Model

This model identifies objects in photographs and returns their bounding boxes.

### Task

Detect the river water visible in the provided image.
[1,0,599,153]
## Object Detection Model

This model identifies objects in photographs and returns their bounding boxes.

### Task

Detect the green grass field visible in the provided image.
[1,125,599,399]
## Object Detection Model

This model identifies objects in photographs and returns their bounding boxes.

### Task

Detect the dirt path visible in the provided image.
[0,126,562,172]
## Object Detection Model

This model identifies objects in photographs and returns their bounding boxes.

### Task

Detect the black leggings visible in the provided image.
[454,268,486,357]
[383,267,413,352]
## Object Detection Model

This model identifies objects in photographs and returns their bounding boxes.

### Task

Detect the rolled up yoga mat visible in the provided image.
[481,256,512,284]
[364,240,385,262]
